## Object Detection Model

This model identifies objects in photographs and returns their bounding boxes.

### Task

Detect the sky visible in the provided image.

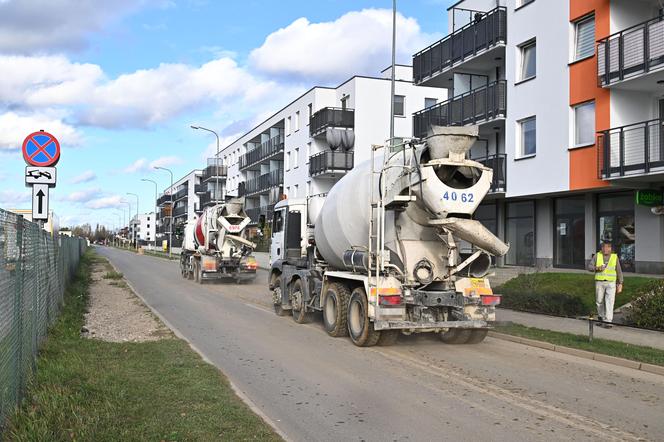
[0,0,453,229]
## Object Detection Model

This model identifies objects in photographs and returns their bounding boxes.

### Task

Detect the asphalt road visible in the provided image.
[97,247,664,442]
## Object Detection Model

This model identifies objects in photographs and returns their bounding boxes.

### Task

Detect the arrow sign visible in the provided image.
[32,184,49,220]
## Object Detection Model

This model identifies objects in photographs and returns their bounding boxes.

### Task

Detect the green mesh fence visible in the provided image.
[0,208,87,435]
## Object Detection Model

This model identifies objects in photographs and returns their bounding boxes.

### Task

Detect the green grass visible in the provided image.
[495,323,664,367]
[6,252,280,442]
[497,272,658,312]
[102,270,123,280]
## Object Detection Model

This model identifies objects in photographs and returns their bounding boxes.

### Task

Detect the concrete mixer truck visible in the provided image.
[180,198,258,283]
[267,126,509,347]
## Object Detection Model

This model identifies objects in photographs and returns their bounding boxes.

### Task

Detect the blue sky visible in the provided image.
[0,0,453,229]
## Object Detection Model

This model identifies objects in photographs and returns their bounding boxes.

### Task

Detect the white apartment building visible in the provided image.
[220,66,447,225]
[411,0,664,274]
[129,212,156,245]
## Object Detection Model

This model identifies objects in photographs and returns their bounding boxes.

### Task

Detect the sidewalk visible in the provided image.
[497,308,664,351]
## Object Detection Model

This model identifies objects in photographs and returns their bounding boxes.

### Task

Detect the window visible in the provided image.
[424,97,438,108]
[506,201,535,266]
[598,192,635,272]
[293,184,299,198]
[518,116,536,156]
[573,101,595,146]
[393,95,405,116]
[307,180,312,196]
[574,15,595,61]
[554,196,586,268]
[341,95,349,110]
[147,224,150,228]
[293,148,299,168]
[295,111,300,131]
[519,40,536,81]
[272,209,284,233]
[286,151,291,170]
[286,116,291,134]
[308,103,313,120]
[306,142,311,164]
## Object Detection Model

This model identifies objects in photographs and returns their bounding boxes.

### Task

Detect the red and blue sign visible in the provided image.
[22,131,60,167]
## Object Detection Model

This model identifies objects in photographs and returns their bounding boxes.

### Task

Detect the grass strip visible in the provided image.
[495,323,664,367]
[6,251,280,441]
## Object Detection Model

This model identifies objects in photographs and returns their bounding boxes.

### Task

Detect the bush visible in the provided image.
[500,291,588,317]
[628,280,664,330]
[103,270,123,280]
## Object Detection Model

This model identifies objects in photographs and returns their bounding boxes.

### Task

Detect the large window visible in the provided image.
[573,101,595,147]
[425,97,438,108]
[519,40,536,81]
[518,116,536,157]
[506,201,535,266]
[598,192,635,272]
[394,95,405,116]
[574,15,595,61]
[554,196,586,268]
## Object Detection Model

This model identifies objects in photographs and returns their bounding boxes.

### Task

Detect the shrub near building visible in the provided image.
[628,280,664,330]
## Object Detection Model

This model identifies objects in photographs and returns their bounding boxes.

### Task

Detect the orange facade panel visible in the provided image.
[569,0,610,191]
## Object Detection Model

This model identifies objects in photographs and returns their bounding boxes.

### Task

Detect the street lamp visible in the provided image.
[141,178,159,247]
[121,201,131,248]
[191,125,222,203]
[154,166,174,258]
[127,192,139,249]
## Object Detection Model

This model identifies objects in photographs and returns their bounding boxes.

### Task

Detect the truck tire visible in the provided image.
[272,275,289,316]
[466,329,488,344]
[193,260,199,283]
[291,279,313,324]
[347,287,381,347]
[440,328,473,344]
[196,261,204,285]
[377,330,400,346]
[323,283,349,337]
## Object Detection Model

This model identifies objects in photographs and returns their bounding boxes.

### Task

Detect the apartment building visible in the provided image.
[129,212,156,245]
[221,66,447,225]
[411,0,664,274]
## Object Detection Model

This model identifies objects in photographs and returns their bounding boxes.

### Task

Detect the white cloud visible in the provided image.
[85,195,128,209]
[249,8,436,82]
[65,187,102,203]
[0,111,82,150]
[70,170,96,184]
[123,156,182,174]
[0,189,31,206]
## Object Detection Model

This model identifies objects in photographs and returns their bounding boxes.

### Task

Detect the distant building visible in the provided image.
[129,212,156,245]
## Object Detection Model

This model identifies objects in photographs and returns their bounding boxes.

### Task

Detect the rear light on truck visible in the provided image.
[371,287,403,306]
[480,295,501,306]
[379,295,403,306]
[243,257,257,270]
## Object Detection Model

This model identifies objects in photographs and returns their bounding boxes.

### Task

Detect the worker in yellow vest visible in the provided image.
[587,241,624,328]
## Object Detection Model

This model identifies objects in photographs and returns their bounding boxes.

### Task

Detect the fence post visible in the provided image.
[13,216,24,401]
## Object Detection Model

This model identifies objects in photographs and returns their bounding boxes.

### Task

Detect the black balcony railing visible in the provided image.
[413,80,506,138]
[598,15,664,87]
[174,188,188,201]
[157,194,172,206]
[240,131,285,170]
[309,107,355,137]
[199,190,224,208]
[309,151,354,177]
[413,6,507,84]
[202,158,227,181]
[172,205,187,217]
[245,204,275,225]
[243,169,283,196]
[194,183,206,194]
[598,119,664,179]
[472,153,506,193]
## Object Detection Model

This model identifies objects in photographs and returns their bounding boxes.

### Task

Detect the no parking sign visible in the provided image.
[21,131,60,220]
[22,131,60,167]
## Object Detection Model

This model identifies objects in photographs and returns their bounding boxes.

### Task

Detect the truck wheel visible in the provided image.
[291,279,313,324]
[377,330,400,346]
[193,261,199,283]
[323,283,349,337]
[440,328,473,344]
[196,261,204,285]
[272,276,289,317]
[347,287,381,347]
[466,329,488,344]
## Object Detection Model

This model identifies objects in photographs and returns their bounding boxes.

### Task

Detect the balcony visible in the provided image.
[413,80,506,139]
[598,15,664,89]
[202,158,227,182]
[413,6,507,86]
[309,107,355,137]
[245,204,275,225]
[157,194,172,206]
[598,119,664,180]
[309,151,354,177]
[173,188,188,201]
[239,131,285,170]
[194,183,207,194]
[243,169,284,196]
[472,153,506,194]
[199,190,224,208]
[172,205,187,218]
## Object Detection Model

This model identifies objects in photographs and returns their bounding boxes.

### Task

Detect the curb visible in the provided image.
[488,331,663,376]
[100,251,291,441]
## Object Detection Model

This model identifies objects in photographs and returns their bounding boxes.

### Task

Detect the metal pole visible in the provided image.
[389,0,397,149]
[141,178,158,246]
[191,125,221,202]
[127,192,139,249]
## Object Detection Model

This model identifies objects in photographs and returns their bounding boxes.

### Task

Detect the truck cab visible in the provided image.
[270,198,307,264]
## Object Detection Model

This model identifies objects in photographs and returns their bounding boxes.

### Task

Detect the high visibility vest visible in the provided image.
[595,253,618,282]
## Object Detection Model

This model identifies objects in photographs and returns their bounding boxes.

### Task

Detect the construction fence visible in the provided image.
[0,208,87,434]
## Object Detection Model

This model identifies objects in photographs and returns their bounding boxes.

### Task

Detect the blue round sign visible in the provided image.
[22,131,60,167]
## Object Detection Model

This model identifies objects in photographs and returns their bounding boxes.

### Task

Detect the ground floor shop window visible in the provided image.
[554,196,585,268]
[598,192,635,272]
[474,202,497,235]
[506,201,535,266]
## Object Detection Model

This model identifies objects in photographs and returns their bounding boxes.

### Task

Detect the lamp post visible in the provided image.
[141,178,159,247]
[127,192,139,249]
[154,166,174,258]
[121,201,131,248]
[191,125,222,203]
